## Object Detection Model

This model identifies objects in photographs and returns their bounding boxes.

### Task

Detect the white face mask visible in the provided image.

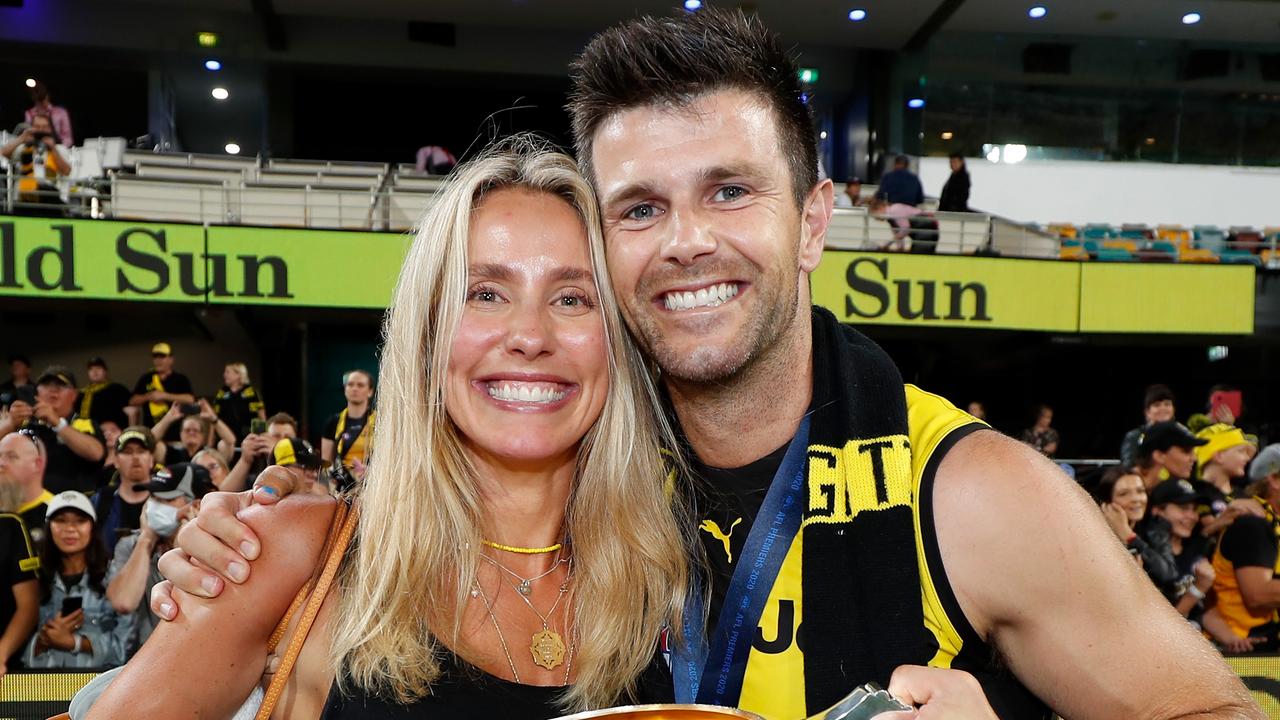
[145,499,181,538]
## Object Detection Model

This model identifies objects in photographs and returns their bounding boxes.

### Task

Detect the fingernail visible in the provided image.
[240,540,258,559]
[159,602,174,619]
[255,485,278,498]
[201,575,221,595]
[228,561,248,583]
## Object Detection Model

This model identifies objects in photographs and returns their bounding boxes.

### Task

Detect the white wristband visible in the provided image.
[1187,584,1206,601]
[73,634,83,654]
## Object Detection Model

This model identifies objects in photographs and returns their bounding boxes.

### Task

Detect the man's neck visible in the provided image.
[665,314,813,469]
[22,482,46,507]
[118,481,149,503]
[1201,465,1233,493]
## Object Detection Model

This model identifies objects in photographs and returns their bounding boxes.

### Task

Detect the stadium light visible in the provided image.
[907,98,925,109]
[225,142,241,155]
[197,31,220,48]
[684,0,701,10]
[941,131,954,140]
[24,78,36,88]
[799,67,820,83]
[848,9,867,21]
[211,87,229,100]
[1028,6,1047,19]
[205,59,222,71]
[820,131,828,139]
[1181,12,1201,24]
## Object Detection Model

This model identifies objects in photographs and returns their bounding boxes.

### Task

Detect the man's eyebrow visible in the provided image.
[696,162,771,185]
[601,182,661,213]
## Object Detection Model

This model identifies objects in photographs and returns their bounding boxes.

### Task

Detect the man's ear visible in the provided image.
[799,179,834,273]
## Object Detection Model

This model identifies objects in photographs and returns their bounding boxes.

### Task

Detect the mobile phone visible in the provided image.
[1210,390,1242,421]
[61,596,83,616]
[180,402,202,416]
[15,385,36,406]
[250,418,267,435]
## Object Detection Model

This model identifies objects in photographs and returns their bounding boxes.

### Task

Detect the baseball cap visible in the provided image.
[1194,424,1256,470]
[1139,421,1208,456]
[46,490,97,521]
[116,425,157,453]
[272,437,323,469]
[87,357,108,369]
[35,365,76,388]
[1148,479,1200,508]
[151,342,172,357]
[135,462,215,500]
[1250,444,1280,482]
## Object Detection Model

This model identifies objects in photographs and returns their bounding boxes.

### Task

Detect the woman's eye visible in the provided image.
[713,185,747,202]
[557,293,595,309]
[468,287,502,303]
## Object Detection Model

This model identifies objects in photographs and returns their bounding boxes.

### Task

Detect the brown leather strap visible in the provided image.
[255,499,358,720]
[263,499,348,655]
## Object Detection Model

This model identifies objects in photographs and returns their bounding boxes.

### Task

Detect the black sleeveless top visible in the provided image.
[322,651,674,720]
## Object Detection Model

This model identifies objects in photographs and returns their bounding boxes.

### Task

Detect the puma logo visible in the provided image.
[700,517,743,564]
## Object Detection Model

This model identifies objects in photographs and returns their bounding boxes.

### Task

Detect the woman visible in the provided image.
[151,400,235,465]
[1095,466,1177,587]
[81,136,691,719]
[320,369,375,479]
[191,448,232,491]
[25,491,132,669]
[1020,404,1059,458]
[1141,480,1213,619]
[214,363,266,442]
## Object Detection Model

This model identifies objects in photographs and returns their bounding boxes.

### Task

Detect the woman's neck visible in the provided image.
[62,552,86,576]
[347,399,368,416]
[469,448,575,556]
[228,381,243,392]
[1170,535,1183,556]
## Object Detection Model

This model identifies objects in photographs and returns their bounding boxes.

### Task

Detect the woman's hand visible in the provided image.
[1192,559,1215,592]
[43,609,85,651]
[1100,503,1131,541]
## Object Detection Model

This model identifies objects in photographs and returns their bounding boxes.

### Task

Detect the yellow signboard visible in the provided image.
[811,251,1081,332]
[1079,263,1255,334]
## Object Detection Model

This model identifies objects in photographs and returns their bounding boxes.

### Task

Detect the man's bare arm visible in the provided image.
[934,431,1261,720]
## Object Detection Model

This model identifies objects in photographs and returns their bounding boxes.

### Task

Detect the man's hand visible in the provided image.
[41,134,56,149]
[32,400,61,427]
[884,666,998,720]
[151,467,302,620]
[7,400,33,427]
[241,433,271,459]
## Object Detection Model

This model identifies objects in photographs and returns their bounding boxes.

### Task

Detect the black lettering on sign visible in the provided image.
[845,257,888,318]
[116,228,169,295]
[895,279,940,320]
[844,256,993,323]
[238,255,293,298]
[754,599,796,654]
[944,281,991,321]
[27,225,82,291]
[0,222,20,289]
[174,252,206,296]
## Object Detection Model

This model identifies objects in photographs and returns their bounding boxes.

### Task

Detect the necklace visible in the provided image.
[474,556,574,671]
[471,576,576,683]
[482,539,562,554]
[479,550,567,596]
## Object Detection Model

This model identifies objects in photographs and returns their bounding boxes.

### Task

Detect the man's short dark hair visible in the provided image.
[266,412,297,430]
[568,8,818,207]
[949,152,964,161]
[894,155,910,167]
[1144,384,1175,409]
[8,354,30,367]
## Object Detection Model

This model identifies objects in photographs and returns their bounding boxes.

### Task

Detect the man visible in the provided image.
[106,462,213,657]
[79,357,131,429]
[221,412,298,492]
[0,430,54,546]
[0,503,38,679]
[24,81,74,147]
[874,154,924,207]
[0,354,34,403]
[1208,444,1280,651]
[94,427,159,554]
[937,153,970,213]
[128,342,195,436]
[0,366,106,495]
[0,113,72,214]
[156,9,1260,719]
[1121,384,1177,469]
[1136,421,1206,490]
[1194,424,1258,537]
[268,437,326,495]
[833,177,864,209]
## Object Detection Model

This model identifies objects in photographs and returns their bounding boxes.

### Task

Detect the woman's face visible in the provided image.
[344,372,372,404]
[1216,443,1255,478]
[1156,502,1199,540]
[223,366,238,387]
[50,510,93,555]
[194,453,227,484]
[447,187,608,469]
[180,417,205,450]
[1111,474,1148,525]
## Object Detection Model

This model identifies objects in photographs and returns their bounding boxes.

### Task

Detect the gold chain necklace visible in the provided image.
[471,575,576,683]
[478,549,567,596]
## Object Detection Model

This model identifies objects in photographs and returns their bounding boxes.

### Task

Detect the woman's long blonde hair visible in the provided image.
[329,134,691,711]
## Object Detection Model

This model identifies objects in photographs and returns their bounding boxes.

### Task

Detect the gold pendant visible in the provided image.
[529,628,566,670]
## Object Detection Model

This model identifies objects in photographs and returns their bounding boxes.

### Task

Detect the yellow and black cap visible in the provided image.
[116,425,157,453]
[273,437,323,469]
[35,365,76,388]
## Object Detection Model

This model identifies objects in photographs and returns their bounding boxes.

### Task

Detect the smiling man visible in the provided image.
[564,8,1259,720]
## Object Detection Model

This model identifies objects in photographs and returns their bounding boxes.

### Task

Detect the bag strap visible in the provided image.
[255,499,359,720]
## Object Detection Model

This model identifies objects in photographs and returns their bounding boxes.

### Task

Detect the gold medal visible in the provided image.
[530,628,566,670]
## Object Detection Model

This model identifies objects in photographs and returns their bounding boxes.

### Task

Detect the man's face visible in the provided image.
[36,381,75,417]
[267,422,296,443]
[117,443,155,483]
[153,354,173,373]
[591,89,827,383]
[949,157,962,172]
[11,360,29,379]
[180,417,206,449]
[1156,446,1197,479]
[1146,400,1175,424]
[0,433,42,490]
[88,365,107,383]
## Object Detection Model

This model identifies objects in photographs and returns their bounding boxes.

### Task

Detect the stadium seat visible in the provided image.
[1156,225,1192,248]
[1102,239,1139,253]
[1119,224,1153,240]
[1220,250,1262,266]
[1059,245,1089,261]
[1082,224,1116,240]
[1262,249,1280,269]
[1179,248,1219,263]
[1047,223,1078,239]
[1095,247,1135,262]
[111,175,228,224]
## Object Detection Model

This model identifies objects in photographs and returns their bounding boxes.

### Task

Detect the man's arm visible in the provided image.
[45,140,71,176]
[106,530,158,614]
[58,423,105,463]
[1234,567,1280,615]
[0,580,38,674]
[935,431,1261,719]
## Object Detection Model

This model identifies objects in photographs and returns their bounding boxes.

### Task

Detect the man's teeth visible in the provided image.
[663,283,739,311]
[487,382,567,404]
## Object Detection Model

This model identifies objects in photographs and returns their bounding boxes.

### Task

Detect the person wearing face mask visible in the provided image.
[104,462,213,656]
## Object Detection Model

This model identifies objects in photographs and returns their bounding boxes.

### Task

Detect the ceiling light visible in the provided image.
[941,131,954,140]
[197,31,219,48]
[820,131,828,139]
[1145,137,1156,145]
[848,9,867,21]
[1181,12,1201,24]
[1028,6,1047,19]
[225,142,241,155]
[24,78,36,88]
[684,0,701,10]
[1003,144,1028,164]
[799,68,820,83]
[907,98,925,109]
[204,59,222,71]
[211,87,229,100]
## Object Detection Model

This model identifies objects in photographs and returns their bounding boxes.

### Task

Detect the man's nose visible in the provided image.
[661,209,717,266]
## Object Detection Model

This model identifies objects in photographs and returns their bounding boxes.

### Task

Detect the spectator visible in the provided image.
[0,429,53,546]
[190,448,231,491]
[150,400,234,466]
[1136,421,1206,490]
[24,81,73,147]
[78,357,130,430]
[937,152,971,212]
[0,355,34,403]
[1120,384,1176,469]
[874,155,924,206]
[833,178,865,208]
[1094,467,1176,587]
[128,342,195,439]
[1020,403,1059,458]
[1206,444,1280,652]
[966,401,986,421]
[93,427,158,555]
[0,366,106,495]
[95,419,123,488]
[222,411,298,492]
[869,198,925,252]
[321,369,376,480]
[105,462,213,656]
[269,437,327,496]
[415,145,457,174]
[24,491,132,669]
[213,362,265,442]
[1194,424,1259,537]
[1141,480,1214,619]
[0,113,72,208]
[0,502,38,679]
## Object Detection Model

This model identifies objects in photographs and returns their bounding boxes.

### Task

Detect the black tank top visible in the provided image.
[322,651,674,720]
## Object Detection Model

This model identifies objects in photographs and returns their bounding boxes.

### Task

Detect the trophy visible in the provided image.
[556,682,912,720]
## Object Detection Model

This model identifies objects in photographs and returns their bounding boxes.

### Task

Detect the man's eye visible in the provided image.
[713,186,747,202]
[626,204,658,221]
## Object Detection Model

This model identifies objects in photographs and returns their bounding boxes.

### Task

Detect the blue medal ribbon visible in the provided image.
[672,416,811,706]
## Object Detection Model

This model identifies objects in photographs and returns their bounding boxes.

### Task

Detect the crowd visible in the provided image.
[835,152,971,252]
[0,344,375,677]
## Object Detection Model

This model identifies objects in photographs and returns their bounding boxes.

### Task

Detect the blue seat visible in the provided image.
[1150,241,1179,255]
[1084,240,1102,254]
[1096,247,1135,262]
[1219,250,1262,267]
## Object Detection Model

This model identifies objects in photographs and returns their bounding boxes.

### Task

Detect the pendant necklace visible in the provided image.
[477,555,574,671]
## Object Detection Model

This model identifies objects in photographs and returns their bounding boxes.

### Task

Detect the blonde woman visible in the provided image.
[214,362,266,442]
[80,136,691,719]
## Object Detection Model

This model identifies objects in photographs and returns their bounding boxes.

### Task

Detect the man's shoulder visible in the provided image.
[904,384,986,479]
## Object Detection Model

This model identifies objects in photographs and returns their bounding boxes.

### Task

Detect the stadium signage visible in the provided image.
[842,256,992,322]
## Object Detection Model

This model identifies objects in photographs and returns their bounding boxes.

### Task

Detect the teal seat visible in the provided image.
[1062,239,1083,248]
[1082,225,1115,240]
[1120,228,1150,241]
[1220,250,1261,267]
[1150,241,1178,255]
[1096,248,1135,262]
[1084,240,1102,254]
